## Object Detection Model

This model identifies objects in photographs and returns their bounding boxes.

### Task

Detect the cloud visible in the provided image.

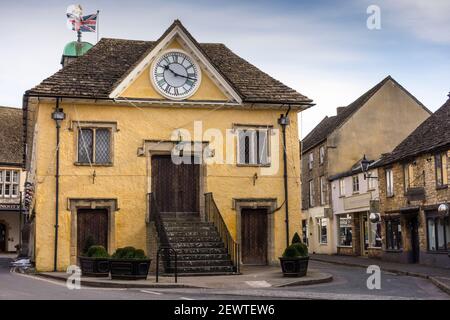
[371,0,450,44]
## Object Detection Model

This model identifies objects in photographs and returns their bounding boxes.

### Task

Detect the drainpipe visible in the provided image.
[278,105,291,248]
[51,99,65,271]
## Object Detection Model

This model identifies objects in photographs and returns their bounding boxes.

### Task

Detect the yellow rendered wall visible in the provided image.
[33,101,302,271]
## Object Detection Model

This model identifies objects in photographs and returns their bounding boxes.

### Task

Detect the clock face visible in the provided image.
[152,50,201,99]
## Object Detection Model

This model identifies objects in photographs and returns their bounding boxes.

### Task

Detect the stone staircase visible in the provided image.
[160,214,235,275]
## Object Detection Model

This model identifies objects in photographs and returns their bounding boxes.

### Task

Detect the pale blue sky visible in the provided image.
[0,0,449,135]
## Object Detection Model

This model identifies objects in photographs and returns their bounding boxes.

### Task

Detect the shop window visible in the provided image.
[338,214,352,246]
[237,127,270,166]
[318,218,328,244]
[369,219,382,248]
[427,214,449,252]
[386,218,402,250]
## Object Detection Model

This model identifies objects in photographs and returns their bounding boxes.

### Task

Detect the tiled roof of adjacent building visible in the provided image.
[27,20,312,106]
[301,76,429,154]
[375,95,450,167]
[0,106,23,166]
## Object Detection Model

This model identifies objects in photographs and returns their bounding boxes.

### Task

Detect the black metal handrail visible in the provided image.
[156,246,177,283]
[204,193,240,273]
[149,193,176,275]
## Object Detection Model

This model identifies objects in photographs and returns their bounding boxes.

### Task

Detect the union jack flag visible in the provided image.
[67,12,98,33]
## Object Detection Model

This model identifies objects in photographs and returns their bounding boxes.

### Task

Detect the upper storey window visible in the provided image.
[0,169,20,198]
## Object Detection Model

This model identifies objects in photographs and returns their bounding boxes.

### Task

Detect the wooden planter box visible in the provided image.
[109,259,151,280]
[279,256,309,277]
[78,257,110,277]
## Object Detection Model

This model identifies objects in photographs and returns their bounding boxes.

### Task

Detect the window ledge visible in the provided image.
[436,185,448,190]
[384,249,403,253]
[74,162,113,167]
[337,245,353,248]
[319,243,328,246]
[236,164,271,168]
[367,247,382,250]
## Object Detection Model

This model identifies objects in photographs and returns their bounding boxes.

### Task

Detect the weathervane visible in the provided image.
[66,4,99,43]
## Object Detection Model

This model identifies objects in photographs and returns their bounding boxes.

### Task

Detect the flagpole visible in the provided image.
[96,10,100,43]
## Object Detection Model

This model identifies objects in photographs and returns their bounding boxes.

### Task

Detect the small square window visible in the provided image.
[77,126,113,165]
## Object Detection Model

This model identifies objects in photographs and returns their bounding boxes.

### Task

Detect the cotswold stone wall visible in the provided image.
[378,151,450,267]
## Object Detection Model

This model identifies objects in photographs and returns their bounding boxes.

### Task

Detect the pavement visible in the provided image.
[38,265,333,289]
[310,254,450,294]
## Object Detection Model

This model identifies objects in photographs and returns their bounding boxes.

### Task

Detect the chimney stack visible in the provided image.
[336,106,346,115]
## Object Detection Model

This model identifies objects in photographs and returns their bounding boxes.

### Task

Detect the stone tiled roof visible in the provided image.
[0,107,23,166]
[301,76,394,154]
[375,96,450,167]
[27,20,312,105]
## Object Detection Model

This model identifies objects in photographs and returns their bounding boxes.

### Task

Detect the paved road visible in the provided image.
[0,258,448,300]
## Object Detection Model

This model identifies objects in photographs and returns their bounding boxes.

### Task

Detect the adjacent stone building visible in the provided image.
[301,76,431,255]
[0,106,26,253]
[375,95,450,268]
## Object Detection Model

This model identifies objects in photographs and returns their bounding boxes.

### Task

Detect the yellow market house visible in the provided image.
[24,20,313,273]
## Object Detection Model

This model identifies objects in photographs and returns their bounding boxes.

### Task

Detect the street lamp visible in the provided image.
[360,154,377,180]
[51,103,65,272]
[438,203,449,217]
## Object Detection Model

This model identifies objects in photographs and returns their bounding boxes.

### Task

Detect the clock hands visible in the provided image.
[164,65,197,81]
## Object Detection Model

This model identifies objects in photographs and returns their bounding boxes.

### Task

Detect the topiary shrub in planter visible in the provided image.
[109,247,151,280]
[279,239,309,277]
[79,245,110,277]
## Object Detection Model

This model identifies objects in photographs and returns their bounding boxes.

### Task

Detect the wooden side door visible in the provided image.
[241,209,268,265]
[151,155,200,214]
[77,209,108,255]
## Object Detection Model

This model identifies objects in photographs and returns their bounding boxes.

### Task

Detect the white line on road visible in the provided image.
[180,296,194,300]
[140,290,162,295]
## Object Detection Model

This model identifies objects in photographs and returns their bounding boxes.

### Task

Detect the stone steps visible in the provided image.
[157,213,234,275]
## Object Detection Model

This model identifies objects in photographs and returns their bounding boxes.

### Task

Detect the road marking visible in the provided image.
[245,281,272,288]
[140,290,162,295]
[180,296,194,300]
[12,272,125,291]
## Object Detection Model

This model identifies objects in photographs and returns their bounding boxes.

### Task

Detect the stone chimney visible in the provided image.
[336,106,346,115]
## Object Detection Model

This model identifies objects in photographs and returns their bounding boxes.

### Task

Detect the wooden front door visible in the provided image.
[0,223,6,252]
[151,155,200,214]
[77,209,108,255]
[241,209,268,265]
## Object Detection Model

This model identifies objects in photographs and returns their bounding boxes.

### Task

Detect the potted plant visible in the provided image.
[109,247,151,280]
[279,232,309,277]
[79,245,110,277]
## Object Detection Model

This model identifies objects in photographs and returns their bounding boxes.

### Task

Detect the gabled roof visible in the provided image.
[0,106,23,166]
[375,95,450,167]
[301,76,429,154]
[27,20,312,106]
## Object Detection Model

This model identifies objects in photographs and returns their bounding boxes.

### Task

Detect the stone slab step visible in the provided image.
[161,272,236,277]
[173,247,228,255]
[167,236,222,243]
[164,259,233,268]
[170,242,224,249]
[164,265,234,274]
[174,253,230,261]
[166,230,219,237]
